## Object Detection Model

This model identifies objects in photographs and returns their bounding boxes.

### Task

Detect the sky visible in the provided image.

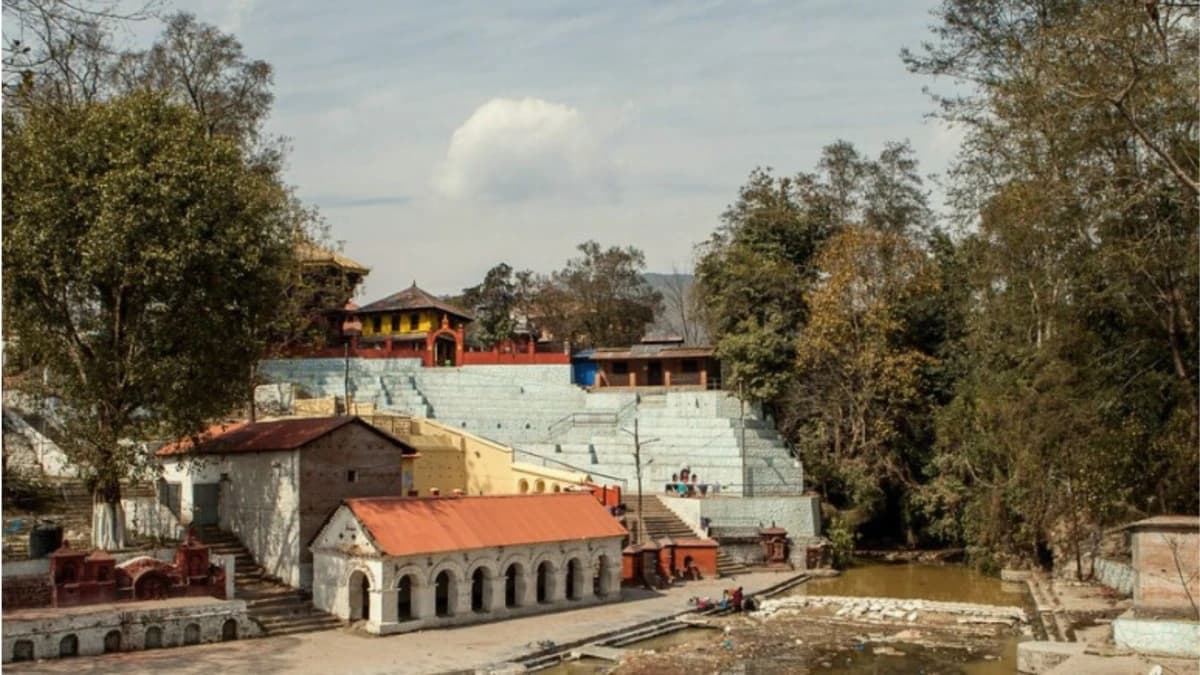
[137,1,963,300]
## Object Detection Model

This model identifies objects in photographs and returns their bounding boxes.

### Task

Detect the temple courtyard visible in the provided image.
[4,571,798,674]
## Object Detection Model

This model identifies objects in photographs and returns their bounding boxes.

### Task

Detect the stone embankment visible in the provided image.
[755,595,1028,627]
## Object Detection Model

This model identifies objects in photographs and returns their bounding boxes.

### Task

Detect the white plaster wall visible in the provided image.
[313,532,624,635]
[122,497,185,541]
[2,407,73,478]
[697,496,821,538]
[1113,612,1200,658]
[159,455,223,526]
[2,599,258,663]
[219,450,302,587]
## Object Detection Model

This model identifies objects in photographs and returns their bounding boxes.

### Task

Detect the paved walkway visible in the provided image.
[7,571,798,675]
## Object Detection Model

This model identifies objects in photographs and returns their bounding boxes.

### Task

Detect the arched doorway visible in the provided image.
[221,619,238,641]
[144,625,163,649]
[59,634,79,658]
[434,335,457,366]
[435,570,456,617]
[103,630,122,653]
[565,558,584,600]
[348,569,371,621]
[183,623,201,645]
[397,574,415,621]
[504,563,524,608]
[594,555,612,597]
[471,567,491,613]
[536,561,555,604]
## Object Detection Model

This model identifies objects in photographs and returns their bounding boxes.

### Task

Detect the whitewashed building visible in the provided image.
[311,493,626,634]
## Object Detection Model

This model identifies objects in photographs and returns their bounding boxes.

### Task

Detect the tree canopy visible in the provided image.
[3,92,299,547]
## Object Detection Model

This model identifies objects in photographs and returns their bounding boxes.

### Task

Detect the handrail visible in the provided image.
[511,447,629,488]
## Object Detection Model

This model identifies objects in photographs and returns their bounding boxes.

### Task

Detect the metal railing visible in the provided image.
[511,447,629,488]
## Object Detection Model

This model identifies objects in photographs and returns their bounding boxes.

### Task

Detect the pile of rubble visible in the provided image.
[754,594,1028,627]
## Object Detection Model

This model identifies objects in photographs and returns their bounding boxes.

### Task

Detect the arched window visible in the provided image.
[183,623,201,645]
[536,561,554,604]
[221,620,238,641]
[103,630,122,653]
[471,567,491,613]
[59,634,79,658]
[397,574,415,621]
[504,563,524,608]
[566,558,584,600]
[144,625,163,649]
[534,479,545,493]
[12,639,34,662]
[517,479,529,494]
[435,570,456,617]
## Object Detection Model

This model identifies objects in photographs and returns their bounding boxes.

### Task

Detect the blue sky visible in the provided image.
[147,1,962,299]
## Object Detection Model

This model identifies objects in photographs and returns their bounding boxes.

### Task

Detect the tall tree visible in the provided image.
[461,263,519,347]
[907,0,1199,570]
[695,141,931,402]
[112,12,273,143]
[3,92,296,548]
[537,242,662,348]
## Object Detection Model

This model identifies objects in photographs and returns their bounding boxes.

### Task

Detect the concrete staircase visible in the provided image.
[197,526,343,636]
[625,496,749,578]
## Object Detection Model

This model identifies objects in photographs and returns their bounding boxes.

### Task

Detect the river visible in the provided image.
[540,562,1031,674]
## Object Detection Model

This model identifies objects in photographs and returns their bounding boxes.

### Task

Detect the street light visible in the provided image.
[620,418,659,545]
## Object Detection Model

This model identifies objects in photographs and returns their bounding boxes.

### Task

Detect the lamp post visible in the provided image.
[621,418,659,545]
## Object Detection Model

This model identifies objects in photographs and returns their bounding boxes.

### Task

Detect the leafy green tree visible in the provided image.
[3,92,296,548]
[907,0,1199,570]
[786,226,941,536]
[461,263,520,346]
[537,241,662,348]
[696,141,931,402]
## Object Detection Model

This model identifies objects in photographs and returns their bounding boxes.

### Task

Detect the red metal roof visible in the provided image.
[345,493,627,557]
[156,416,417,457]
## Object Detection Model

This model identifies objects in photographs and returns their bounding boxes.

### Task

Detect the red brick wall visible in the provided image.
[3,575,52,609]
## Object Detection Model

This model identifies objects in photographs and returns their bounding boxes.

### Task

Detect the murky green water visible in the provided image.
[789,562,1026,606]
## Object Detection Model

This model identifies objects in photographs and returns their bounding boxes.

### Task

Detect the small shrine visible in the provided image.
[759,525,791,568]
[48,531,226,608]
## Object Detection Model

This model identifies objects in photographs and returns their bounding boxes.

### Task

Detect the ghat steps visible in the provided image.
[197,526,343,636]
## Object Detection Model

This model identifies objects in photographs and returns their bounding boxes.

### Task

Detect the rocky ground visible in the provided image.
[613,595,1029,675]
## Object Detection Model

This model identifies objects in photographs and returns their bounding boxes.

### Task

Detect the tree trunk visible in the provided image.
[248,362,258,423]
[91,479,126,550]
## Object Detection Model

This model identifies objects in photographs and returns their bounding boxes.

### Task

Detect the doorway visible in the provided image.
[192,483,220,526]
[647,361,664,386]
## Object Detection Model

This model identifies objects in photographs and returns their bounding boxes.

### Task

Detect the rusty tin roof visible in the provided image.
[344,493,627,557]
[156,416,417,457]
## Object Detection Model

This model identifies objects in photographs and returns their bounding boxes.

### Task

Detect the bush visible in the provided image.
[827,515,859,569]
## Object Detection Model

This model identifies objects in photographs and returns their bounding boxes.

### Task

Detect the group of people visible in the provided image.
[668,467,716,498]
[690,586,754,612]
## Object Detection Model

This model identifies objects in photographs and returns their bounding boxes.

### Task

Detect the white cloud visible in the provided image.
[432,97,617,202]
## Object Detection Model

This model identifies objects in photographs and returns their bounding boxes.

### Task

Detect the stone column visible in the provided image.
[486,573,504,613]
[415,582,437,620]
[368,587,387,632]
[521,567,538,607]
[220,554,236,599]
[376,589,398,631]
[548,565,567,604]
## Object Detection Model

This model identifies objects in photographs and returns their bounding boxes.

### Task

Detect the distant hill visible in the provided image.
[642,272,709,345]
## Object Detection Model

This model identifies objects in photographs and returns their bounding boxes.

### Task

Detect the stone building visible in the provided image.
[157,416,419,589]
[311,493,626,634]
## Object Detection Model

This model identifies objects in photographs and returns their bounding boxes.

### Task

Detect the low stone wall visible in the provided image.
[1112,609,1200,658]
[661,495,822,566]
[2,597,259,663]
[1093,556,1135,596]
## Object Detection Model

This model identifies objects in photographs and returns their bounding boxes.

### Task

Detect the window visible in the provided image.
[681,359,698,373]
[409,313,420,331]
[372,316,382,333]
[347,470,358,483]
[391,314,400,332]
[611,362,629,375]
